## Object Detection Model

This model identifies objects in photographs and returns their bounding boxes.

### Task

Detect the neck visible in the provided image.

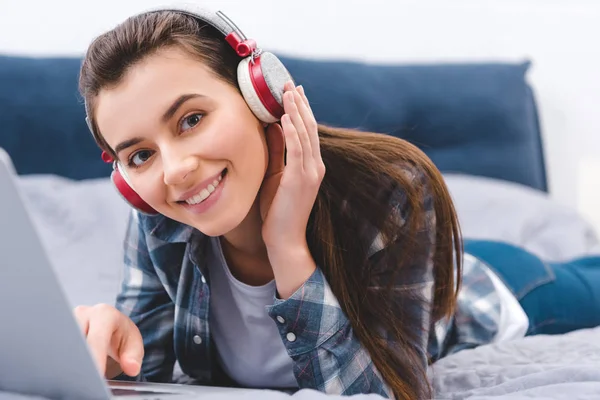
[220,199,274,286]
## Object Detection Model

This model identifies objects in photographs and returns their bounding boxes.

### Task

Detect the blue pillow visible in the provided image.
[279,56,546,192]
[0,54,546,192]
[0,55,108,180]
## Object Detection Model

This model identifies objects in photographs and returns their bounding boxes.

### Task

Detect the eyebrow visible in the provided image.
[115,137,144,156]
[113,93,205,156]
[162,93,205,123]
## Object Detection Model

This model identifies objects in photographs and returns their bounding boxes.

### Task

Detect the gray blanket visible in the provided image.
[429,326,600,399]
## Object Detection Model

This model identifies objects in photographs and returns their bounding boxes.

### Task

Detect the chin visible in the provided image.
[192,219,238,237]
[184,206,254,238]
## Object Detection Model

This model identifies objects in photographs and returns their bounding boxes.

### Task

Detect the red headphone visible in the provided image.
[86,5,293,215]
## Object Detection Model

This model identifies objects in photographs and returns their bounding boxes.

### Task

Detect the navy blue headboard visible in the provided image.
[0,54,547,191]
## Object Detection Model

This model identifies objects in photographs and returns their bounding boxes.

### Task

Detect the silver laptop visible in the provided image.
[0,155,238,399]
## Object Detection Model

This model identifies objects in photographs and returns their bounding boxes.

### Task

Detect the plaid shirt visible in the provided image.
[114,169,502,398]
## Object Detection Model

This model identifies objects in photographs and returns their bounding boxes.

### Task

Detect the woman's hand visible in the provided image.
[74,304,144,379]
[259,81,325,297]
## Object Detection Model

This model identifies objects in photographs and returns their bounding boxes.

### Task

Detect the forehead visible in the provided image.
[94,47,224,145]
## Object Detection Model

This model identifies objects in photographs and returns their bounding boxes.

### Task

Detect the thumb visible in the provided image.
[264,122,285,178]
[117,328,144,377]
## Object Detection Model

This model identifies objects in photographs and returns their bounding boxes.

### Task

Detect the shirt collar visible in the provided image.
[144,213,195,243]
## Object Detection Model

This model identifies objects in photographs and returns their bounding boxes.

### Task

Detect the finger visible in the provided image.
[292,87,320,161]
[280,113,302,173]
[264,122,285,178]
[86,316,116,375]
[284,89,312,171]
[73,306,90,335]
[296,85,313,117]
[117,322,144,377]
[295,86,321,162]
[284,80,295,92]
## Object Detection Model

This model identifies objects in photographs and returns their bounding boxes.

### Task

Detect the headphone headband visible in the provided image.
[146,4,241,39]
[84,4,260,136]
[144,4,259,57]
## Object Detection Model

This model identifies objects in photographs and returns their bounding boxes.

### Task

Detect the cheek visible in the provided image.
[214,123,268,175]
[128,170,165,206]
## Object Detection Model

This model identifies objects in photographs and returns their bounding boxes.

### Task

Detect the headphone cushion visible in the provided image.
[237,57,278,123]
[111,168,158,215]
[259,52,293,107]
[237,52,293,123]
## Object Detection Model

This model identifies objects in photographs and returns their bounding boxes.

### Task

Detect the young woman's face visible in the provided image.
[96,47,268,236]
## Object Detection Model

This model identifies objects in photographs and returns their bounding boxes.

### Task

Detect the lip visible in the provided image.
[180,171,227,215]
[175,169,226,202]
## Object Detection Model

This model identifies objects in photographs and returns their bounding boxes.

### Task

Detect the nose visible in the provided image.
[162,151,199,186]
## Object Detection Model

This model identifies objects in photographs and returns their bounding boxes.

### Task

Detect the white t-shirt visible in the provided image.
[207,236,297,389]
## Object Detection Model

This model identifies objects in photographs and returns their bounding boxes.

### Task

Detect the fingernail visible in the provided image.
[288,92,295,103]
[298,85,304,94]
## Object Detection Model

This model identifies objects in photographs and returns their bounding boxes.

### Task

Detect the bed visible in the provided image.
[1,54,600,399]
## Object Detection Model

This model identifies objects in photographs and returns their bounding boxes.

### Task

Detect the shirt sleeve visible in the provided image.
[266,170,436,398]
[113,210,177,383]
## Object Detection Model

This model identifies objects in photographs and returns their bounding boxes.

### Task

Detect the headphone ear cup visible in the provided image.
[111,165,158,216]
[237,52,294,123]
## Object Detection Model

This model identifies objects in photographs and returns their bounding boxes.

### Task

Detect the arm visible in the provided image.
[113,210,176,383]
[266,184,436,398]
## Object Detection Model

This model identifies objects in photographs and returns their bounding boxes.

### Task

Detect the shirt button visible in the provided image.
[193,335,203,345]
[276,316,285,324]
[286,332,296,342]
[201,276,206,284]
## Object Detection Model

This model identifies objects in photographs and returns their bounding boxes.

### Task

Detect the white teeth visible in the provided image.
[199,188,210,201]
[189,194,202,204]
[184,172,224,205]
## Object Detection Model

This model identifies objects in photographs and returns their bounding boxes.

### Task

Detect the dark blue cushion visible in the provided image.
[0,55,111,180]
[0,54,546,191]
[279,56,546,192]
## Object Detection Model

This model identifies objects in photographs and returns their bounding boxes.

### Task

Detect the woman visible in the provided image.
[74,5,600,400]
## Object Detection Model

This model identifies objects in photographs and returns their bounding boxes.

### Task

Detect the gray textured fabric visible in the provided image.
[430,326,600,399]
[444,173,600,261]
[261,51,294,106]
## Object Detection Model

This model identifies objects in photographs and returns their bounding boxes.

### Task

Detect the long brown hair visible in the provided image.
[79,11,462,399]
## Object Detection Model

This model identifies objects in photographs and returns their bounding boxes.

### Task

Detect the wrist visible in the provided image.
[267,242,317,300]
[265,240,309,260]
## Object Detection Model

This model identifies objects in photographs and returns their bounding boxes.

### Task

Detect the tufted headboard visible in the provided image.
[0,54,547,191]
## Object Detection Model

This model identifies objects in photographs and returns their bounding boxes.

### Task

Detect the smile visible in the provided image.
[185,169,226,205]
[180,169,227,205]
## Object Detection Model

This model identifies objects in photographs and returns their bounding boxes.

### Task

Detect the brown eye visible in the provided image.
[181,113,203,131]
[129,149,153,167]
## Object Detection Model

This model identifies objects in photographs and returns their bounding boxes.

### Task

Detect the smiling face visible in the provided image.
[95,46,269,236]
